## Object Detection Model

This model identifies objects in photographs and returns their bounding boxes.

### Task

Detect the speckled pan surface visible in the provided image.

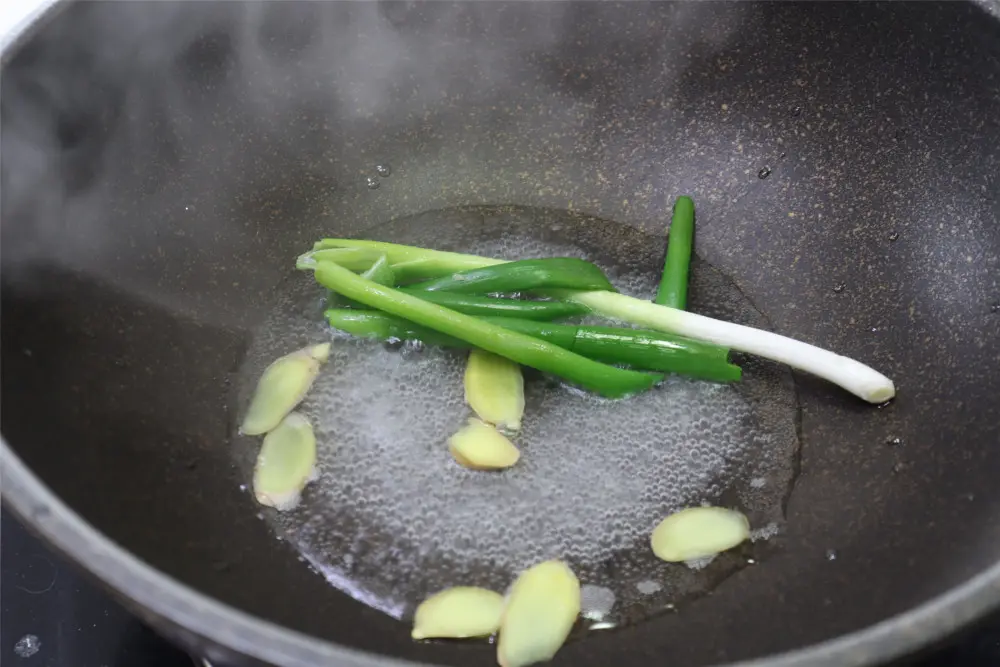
[1,2,999,667]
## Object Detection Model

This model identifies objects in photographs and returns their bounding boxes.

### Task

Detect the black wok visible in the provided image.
[2,2,1000,666]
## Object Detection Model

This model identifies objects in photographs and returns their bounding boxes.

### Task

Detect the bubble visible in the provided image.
[750,522,780,542]
[888,231,900,242]
[580,585,616,620]
[791,106,802,117]
[365,176,380,190]
[375,164,392,177]
[636,580,662,595]
[757,167,772,180]
[825,549,838,561]
[684,555,716,570]
[14,635,41,658]
[832,283,846,293]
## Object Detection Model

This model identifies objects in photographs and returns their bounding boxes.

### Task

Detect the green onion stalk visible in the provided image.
[311,239,896,403]
[396,290,588,320]
[306,251,588,321]
[325,309,741,382]
[407,258,616,294]
[310,260,660,398]
[654,195,695,309]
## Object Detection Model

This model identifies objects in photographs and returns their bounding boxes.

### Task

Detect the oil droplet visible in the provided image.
[892,461,907,475]
[375,164,392,178]
[757,167,772,180]
[791,106,802,117]
[832,283,846,293]
[14,635,41,658]
[885,436,902,447]
[888,231,900,242]
[991,302,1000,314]
[825,549,837,561]
[365,176,380,190]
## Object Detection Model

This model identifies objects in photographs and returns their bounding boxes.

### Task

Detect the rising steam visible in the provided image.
[1,1,743,320]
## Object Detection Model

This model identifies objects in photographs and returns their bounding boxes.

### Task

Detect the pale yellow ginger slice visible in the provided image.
[464,349,524,431]
[448,418,521,470]
[650,506,750,563]
[241,342,331,436]
[497,560,580,667]
[411,587,505,640]
[253,412,317,511]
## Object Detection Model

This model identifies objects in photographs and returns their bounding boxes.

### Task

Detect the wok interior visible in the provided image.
[233,206,801,627]
[3,2,1000,665]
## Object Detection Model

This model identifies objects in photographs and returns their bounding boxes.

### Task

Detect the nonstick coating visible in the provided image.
[2,2,1000,666]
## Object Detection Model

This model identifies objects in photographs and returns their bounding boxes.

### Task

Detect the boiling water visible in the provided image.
[232,205,800,628]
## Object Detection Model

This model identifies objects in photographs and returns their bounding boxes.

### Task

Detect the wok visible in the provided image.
[3,2,1000,666]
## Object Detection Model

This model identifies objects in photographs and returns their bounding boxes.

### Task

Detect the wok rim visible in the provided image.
[4,439,1000,667]
[4,0,1000,664]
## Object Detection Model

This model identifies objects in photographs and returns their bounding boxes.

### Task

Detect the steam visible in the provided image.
[1,2,237,273]
[1,1,744,320]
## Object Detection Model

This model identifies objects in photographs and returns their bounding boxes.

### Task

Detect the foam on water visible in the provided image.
[580,585,617,621]
[232,205,800,626]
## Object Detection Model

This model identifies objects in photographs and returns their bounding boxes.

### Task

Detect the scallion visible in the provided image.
[407,258,616,294]
[312,261,660,398]
[325,310,741,382]
[398,290,589,320]
[311,239,896,402]
[654,196,695,309]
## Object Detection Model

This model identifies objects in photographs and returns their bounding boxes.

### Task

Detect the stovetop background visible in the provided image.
[3,510,999,667]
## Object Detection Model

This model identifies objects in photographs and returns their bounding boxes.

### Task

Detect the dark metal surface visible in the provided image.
[5,511,1000,667]
[2,2,1000,667]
